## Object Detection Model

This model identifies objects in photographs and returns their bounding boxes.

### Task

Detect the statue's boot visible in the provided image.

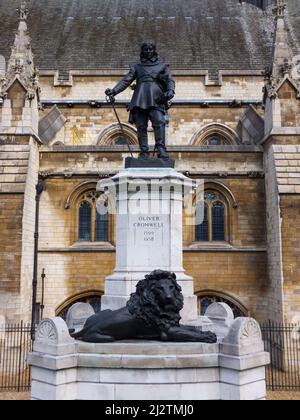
[137,125,149,160]
[154,125,169,160]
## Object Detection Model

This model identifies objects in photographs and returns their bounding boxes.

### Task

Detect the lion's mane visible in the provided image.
[127,270,184,332]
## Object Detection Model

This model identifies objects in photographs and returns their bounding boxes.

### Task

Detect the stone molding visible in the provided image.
[28,316,270,400]
[33,317,76,356]
[221,318,264,356]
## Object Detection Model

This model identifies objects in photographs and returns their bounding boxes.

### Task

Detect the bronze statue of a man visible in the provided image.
[105,43,175,160]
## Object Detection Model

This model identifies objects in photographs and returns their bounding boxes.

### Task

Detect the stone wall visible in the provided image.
[38,249,269,321]
[0,194,23,294]
[281,194,300,322]
[0,191,23,321]
[37,73,264,148]
[37,252,114,318]
[36,149,268,320]
[264,141,284,322]
[185,251,268,321]
[39,105,258,147]
[263,138,300,323]
[0,142,28,321]
[0,138,39,322]
[277,80,300,128]
[39,74,264,102]
[19,138,40,321]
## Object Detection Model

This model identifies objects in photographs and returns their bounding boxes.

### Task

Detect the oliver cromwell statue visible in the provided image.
[105,43,175,160]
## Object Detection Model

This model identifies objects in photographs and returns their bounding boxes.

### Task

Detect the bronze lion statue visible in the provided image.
[71,270,217,343]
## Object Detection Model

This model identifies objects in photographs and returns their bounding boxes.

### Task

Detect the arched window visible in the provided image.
[97,123,138,146]
[112,134,133,146]
[56,291,103,320]
[95,210,109,242]
[239,0,272,9]
[195,204,209,241]
[195,191,227,242]
[78,202,92,241]
[78,191,109,242]
[197,292,249,318]
[212,201,225,241]
[190,123,240,145]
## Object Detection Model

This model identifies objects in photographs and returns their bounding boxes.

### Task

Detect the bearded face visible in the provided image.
[141,43,157,61]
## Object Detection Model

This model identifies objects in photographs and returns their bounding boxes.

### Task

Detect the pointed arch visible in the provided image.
[277,76,300,99]
[192,181,238,244]
[239,0,273,9]
[65,181,98,210]
[97,123,138,146]
[204,181,238,209]
[190,123,241,146]
[195,289,250,318]
[65,181,114,245]
[5,77,28,95]
[55,289,104,319]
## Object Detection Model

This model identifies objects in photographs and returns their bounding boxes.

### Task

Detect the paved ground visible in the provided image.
[0,392,29,400]
[0,391,300,400]
[267,391,300,400]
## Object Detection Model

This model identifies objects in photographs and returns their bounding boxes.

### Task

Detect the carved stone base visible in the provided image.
[29,309,270,401]
[125,157,175,168]
[98,168,198,322]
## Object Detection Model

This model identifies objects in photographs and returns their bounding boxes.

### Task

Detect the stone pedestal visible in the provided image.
[99,168,198,321]
[28,315,270,401]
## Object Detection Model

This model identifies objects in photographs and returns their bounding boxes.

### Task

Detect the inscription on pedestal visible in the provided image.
[132,215,167,247]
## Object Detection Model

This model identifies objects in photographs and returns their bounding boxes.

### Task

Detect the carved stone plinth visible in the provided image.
[28,314,270,401]
[99,168,198,322]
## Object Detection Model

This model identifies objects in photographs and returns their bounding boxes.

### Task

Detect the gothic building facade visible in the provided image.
[0,0,299,324]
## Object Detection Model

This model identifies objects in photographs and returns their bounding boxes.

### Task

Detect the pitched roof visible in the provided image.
[0,0,297,75]
[285,0,300,58]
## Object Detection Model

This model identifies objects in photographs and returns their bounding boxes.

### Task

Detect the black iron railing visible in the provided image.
[0,320,299,393]
[0,322,32,392]
[261,321,300,391]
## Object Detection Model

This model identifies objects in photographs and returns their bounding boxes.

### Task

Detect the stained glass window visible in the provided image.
[207,138,222,145]
[239,0,272,9]
[78,202,92,241]
[114,136,131,145]
[95,209,109,242]
[78,191,109,242]
[204,136,230,146]
[195,191,227,242]
[212,202,225,241]
[110,134,133,146]
[195,204,209,241]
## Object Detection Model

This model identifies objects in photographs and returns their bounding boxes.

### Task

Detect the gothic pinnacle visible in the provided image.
[273,0,286,19]
[17,2,29,22]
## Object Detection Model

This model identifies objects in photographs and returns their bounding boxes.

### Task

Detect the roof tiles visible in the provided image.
[0,0,298,74]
